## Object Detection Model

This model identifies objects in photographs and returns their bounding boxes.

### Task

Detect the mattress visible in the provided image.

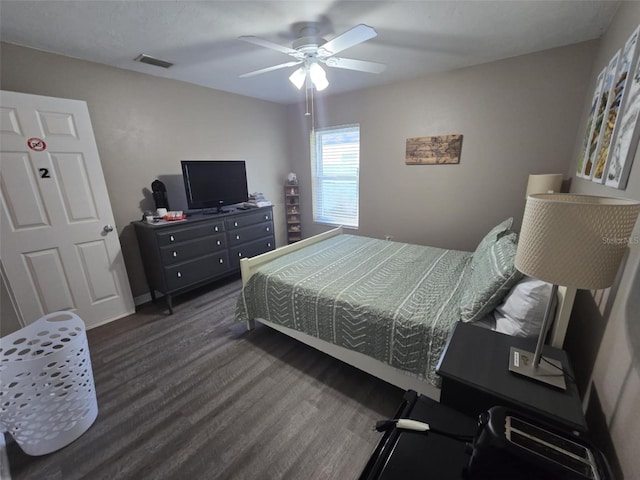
[235,234,472,387]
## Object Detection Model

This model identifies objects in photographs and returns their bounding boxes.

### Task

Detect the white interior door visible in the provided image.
[1,90,134,329]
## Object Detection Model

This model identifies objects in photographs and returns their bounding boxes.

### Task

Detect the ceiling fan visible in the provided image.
[239,22,386,91]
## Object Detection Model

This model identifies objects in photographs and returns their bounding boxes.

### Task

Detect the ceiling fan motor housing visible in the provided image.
[292,36,327,56]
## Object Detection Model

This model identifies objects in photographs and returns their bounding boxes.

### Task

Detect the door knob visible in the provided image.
[103,225,114,233]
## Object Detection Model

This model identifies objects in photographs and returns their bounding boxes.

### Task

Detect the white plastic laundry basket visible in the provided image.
[0,311,98,456]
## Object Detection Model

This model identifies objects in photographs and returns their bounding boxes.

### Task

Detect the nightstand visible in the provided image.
[436,322,587,432]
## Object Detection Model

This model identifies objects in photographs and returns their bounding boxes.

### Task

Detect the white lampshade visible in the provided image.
[289,67,306,90]
[309,63,329,91]
[515,194,640,290]
[526,174,563,196]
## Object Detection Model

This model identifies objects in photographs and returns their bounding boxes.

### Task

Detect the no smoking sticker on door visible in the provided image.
[27,137,47,152]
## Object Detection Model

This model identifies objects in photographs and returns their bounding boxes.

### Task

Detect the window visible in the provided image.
[310,124,360,228]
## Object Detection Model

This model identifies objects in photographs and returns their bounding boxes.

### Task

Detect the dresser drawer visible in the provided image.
[226,210,273,230]
[159,234,226,265]
[227,222,274,246]
[229,236,275,270]
[157,221,224,246]
[164,252,230,291]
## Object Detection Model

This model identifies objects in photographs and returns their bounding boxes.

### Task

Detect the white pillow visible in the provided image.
[472,314,496,331]
[493,277,553,337]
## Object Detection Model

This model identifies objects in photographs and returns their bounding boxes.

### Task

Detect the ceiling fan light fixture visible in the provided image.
[289,67,306,90]
[240,23,382,94]
[309,63,329,91]
[313,75,329,91]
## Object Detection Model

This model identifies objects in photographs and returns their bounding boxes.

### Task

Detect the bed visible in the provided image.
[235,223,574,401]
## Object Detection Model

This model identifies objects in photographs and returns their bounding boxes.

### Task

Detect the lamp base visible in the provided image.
[508,347,567,390]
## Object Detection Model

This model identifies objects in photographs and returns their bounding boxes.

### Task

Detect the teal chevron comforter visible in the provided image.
[235,234,472,387]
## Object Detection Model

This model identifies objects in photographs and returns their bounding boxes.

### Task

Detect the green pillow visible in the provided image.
[473,218,513,260]
[460,232,523,322]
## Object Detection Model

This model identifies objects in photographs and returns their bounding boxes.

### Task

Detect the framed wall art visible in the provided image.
[605,25,640,189]
[405,134,463,165]
[582,50,620,180]
[593,25,640,183]
[576,67,606,177]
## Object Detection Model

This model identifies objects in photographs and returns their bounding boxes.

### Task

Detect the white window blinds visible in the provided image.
[310,124,360,228]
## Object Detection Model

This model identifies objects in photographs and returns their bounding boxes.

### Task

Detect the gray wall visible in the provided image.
[564,3,640,478]
[1,43,291,299]
[286,41,596,252]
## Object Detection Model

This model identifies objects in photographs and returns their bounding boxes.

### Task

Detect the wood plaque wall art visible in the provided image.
[405,134,463,165]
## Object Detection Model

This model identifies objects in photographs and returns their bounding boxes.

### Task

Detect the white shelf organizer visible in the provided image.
[0,311,98,456]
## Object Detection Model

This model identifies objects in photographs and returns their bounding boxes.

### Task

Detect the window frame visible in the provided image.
[310,124,360,228]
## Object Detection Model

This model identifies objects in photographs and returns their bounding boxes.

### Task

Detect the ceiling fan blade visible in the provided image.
[326,57,386,74]
[239,35,300,56]
[319,24,378,56]
[239,61,302,78]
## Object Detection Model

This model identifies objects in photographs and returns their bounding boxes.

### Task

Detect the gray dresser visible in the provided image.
[134,206,274,313]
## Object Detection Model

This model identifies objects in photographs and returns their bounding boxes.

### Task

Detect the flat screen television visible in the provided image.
[181,160,248,214]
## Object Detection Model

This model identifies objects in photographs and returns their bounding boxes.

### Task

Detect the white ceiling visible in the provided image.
[0,1,620,104]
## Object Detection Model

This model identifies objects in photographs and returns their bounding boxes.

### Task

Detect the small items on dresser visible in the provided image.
[151,179,170,210]
[242,192,272,208]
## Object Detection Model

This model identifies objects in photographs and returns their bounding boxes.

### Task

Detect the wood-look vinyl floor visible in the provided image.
[6,276,404,480]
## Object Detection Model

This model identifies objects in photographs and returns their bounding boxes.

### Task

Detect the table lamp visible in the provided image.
[510,194,640,389]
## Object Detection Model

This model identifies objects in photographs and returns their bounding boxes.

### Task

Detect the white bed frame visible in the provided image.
[240,227,575,401]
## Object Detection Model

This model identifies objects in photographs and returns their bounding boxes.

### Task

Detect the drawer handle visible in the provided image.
[177,272,182,278]
[238,252,242,257]
[236,234,240,240]
[234,221,238,227]
[172,251,177,257]
[266,227,270,232]
[170,235,175,242]
[214,226,219,232]
[268,243,272,248]
[265,215,269,220]
[219,258,224,264]
[216,240,221,246]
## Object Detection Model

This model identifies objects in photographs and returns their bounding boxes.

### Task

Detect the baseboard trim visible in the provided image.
[86,309,135,330]
[134,292,154,306]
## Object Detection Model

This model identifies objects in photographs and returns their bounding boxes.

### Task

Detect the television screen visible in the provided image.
[181,160,248,213]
